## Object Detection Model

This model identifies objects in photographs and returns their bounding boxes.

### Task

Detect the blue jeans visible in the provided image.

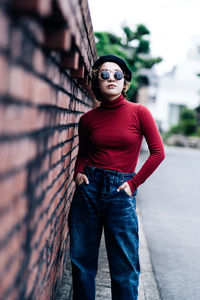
[69,165,140,300]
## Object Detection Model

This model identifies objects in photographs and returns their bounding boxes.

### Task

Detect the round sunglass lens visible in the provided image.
[100,70,110,80]
[114,71,124,80]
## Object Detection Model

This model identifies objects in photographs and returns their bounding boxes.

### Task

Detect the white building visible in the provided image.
[149,37,200,132]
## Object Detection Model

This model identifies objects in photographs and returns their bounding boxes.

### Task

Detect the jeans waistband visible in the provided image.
[85,165,135,181]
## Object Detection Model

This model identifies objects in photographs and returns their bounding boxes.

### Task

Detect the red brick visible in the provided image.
[0,139,37,174]
[0,105,48,135]
[37,263,48,293]
[62,141,71,157]
[0,227,26,293]
[63,154,70,169]
[60,182,69,201]
[33,49,45,74]
[45,29,72,52]
[0,55,9,94]
[47,65,60,86]
[52,131,60,147]
[74,101,81,112]
[28,248,40,274]
[63,112,71,124]
[53,195,65,218]
[0,195,27,241]
[76,88,83,100]
[30,212,49,250]
[25,265,39,298]
[67,127,74,140]
[30,185,66,255]
[31,76,52,105]
[61,51,79,70]
[9,66,34,101]
[36,280,50,300]
[10,27,24,60]
[8,66,53,105]
[48,164,62,188]
[0,104,5,137]
[57,91,70,110]
[0,250,24,296]
[46,134,53,150]
[25,21,45,45]
[51,147,62,165]
[5,288,19,300]
[62,224,70,243]
[71,64,85,79]
[0,1,97,299]
[60,130,68,144]
[0,9,9,48]
[12,0,52,17]
[31,164,63,224]
[33,226,51,262]
[0,169,27,209]
[56,0,71,25]
[30,189,51,232]
[32,155,50,190]
[40,290,50,300]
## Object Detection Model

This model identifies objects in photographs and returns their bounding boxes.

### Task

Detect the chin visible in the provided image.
[105,91,120,97]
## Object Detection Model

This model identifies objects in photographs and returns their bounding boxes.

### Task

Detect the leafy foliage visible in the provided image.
[169,107,198,136]
[94,24,162,101]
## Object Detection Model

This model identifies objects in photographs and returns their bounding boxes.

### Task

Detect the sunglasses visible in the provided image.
[99,70,124,81]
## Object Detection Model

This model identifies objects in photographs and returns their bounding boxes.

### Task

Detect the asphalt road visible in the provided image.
[138,145,200,300]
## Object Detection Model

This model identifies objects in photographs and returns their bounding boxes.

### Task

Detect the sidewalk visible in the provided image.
[55,205,161,300]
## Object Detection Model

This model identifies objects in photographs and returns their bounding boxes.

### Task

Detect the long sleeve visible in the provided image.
[73,115,89,180]
[127,105,165,194]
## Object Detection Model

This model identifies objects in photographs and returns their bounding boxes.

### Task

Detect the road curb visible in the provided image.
[137,204,161,300]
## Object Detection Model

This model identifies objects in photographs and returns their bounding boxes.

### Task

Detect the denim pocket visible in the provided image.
[120,188,132,198]
[120,188,137,201]
[76,181,85,188]
[117,189,136,211]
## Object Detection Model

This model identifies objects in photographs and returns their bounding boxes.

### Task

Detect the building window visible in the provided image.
[169,103,185,127]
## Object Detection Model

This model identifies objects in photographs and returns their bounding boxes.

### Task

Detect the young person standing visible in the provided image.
[69,55,165,300]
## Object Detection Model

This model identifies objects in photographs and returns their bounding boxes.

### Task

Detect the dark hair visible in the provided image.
[91,66,131,102]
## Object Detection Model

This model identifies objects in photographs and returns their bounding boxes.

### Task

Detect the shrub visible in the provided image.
[169,124,182,134]
[168,107,198,136]
[179,108,198,136]
[180,119,198,136]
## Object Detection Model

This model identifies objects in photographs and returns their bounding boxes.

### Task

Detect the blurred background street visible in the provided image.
[138,145,200,299]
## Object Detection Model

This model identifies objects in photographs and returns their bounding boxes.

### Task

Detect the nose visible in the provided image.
[108,72,115,81]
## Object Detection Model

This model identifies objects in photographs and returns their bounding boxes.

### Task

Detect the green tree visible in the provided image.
[169,107,198,136]
[94,24,162,101]
[179,107,198,135]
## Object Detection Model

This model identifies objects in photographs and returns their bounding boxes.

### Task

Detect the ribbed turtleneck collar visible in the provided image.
[100,94,126,109]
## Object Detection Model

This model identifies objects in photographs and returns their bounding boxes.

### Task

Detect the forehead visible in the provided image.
[99,62,122,71]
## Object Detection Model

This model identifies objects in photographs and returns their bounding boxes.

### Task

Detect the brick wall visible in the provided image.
[0,0,96,299]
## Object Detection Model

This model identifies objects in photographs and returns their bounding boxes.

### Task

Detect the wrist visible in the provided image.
[127,179,137,195]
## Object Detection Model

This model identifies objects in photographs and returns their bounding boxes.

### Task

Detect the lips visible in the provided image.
[107,84,116,88]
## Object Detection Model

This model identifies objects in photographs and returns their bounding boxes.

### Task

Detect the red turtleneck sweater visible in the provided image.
[74,95,165,194]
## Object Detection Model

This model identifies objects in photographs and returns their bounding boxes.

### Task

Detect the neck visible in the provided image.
[100,94,127,109]
[103,94,121,101]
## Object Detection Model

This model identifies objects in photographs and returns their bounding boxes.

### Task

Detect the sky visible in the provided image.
[88,0,200,75]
